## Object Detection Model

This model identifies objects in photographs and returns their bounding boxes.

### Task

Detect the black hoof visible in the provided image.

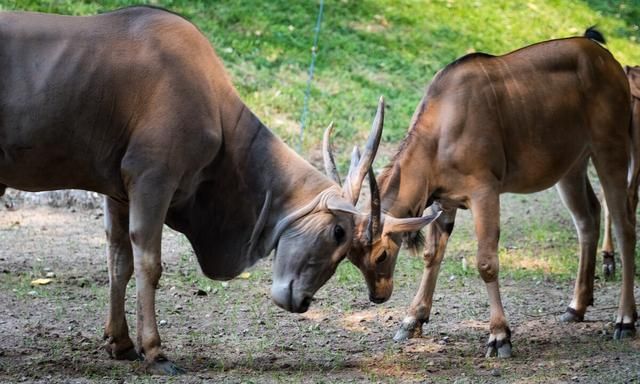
[486,338,512,358]
[602,251,615,281]
[104,337,142,361]
[393,317,424,342]
[485,328,512,358]
[559,307,584,323]
[613,323,636,340]
[117,347,143,362]
[146,356,185,375]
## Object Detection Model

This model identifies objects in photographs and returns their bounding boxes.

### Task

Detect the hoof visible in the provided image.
[486,338,512,358]
[104,337,142,361]
[145,356,186,375]
[602,251,615,281]
[613,323,636,340]
[485,328,512,358]
[115,346,143,361]
[393,317,424,342]
[559,307,584,323]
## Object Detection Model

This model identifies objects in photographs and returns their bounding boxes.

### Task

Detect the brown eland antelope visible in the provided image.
[0,6,384,374]
[327,28,638,358]
[601,65,640,280]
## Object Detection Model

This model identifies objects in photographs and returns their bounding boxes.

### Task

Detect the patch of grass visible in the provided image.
[2,1,639,165]
[334,259,363,286]
[0,272,105,301]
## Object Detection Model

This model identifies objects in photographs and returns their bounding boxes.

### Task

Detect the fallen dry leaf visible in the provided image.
[30,278,53,286]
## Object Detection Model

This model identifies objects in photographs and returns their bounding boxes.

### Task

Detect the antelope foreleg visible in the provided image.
[394,208,457,342]
[128,172,185,375]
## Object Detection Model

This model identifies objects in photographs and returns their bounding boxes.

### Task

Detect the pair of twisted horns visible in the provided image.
[323,97,384,244]
[323,97,443,246]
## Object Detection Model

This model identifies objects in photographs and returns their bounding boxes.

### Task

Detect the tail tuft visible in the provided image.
[584,26,606,44]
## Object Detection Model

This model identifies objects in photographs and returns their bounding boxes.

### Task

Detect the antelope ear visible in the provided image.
[326,196,359,215]
[628,66,640,99]
[382,207,442,234]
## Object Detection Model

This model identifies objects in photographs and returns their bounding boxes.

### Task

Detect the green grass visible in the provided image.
[2,0,639,163]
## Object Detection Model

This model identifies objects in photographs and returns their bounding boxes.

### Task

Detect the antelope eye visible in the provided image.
[333,225,346,244]
[376,251,388,265]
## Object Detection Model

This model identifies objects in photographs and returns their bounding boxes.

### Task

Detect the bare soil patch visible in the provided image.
[0,202,638,383]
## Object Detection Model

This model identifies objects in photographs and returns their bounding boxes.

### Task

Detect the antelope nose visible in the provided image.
[271,279,293,312]
[271,279,311,313]
[299,295,312,312]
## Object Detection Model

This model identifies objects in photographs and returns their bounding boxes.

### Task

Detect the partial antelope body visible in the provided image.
[601,65,640,280]
[345,28,637,358]
[0,6,383,374]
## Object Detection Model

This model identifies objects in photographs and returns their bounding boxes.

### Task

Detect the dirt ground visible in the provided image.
[0,197,639,383]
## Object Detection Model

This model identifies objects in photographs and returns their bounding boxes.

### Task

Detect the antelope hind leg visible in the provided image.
[103,197,140,361]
